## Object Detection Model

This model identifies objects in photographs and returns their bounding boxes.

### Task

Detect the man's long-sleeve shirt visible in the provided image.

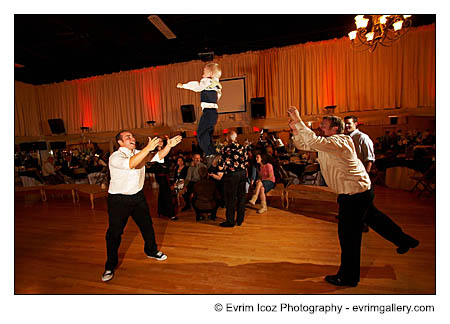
[292,120,371,195]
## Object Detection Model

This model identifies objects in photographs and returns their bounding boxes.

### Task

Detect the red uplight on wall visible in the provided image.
[77,84,93,128]
[193,131,197,136]
[253,127,260,132]
[223,129,228,134]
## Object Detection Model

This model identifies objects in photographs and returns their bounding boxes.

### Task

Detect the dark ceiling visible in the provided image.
[14,14,436,85]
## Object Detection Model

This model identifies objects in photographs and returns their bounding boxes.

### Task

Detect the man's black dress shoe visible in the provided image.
[397,237,419,254]
[219,221,235,227]
[324,275,358,287]
[196,216,205,221]
[169,215,178,221]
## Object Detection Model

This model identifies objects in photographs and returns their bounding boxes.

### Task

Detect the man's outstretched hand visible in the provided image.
[167,135,183,148]
[146,137,161,151]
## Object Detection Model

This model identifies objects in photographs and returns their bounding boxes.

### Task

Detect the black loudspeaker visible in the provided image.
[50,141,67,150]
[181,131,187,138]
[390,116,398,125]
[181,105,196,123]
[237,127,243,134]
[251,97,266,118]
[19,142,33,151]
[32,142,48,150]
[48,119,66,134]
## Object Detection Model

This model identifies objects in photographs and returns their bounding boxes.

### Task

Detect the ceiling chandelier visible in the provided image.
[348,15,412,52]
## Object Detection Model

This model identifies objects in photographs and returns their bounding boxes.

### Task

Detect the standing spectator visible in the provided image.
[343,116,375,172]
[102,131,182,282]
[208,155,224,208]
[344,115,376,232]
[154,139,178,221]
[218,130,248,227]
[173,156,188,193]
[181,153,206,211]
[289,107,419,287]
[246,150,258,194]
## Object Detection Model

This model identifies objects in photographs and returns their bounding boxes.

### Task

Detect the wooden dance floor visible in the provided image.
[14,184,435,294]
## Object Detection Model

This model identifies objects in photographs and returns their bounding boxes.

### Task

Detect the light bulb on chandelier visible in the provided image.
[348,15,412,52]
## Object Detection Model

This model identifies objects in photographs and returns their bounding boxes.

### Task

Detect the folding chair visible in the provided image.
[301,163,320,185]
[410,162,435,197]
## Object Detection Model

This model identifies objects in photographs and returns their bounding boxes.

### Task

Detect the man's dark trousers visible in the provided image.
[105,190,158,270]
[337,187,412,283]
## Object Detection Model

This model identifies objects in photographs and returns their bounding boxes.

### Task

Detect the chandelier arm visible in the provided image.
[356,31,370,46]
[348,15,413,52]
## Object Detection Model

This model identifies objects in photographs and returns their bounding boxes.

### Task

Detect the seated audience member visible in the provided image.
[264,145,283,182]
[421,129,435,145]
[181,153,206,211]
[60,155,74,177]
[208,155,225,208]
[272,132,287,154]
[88,154,108,173]
[87,154,108,185]
[192,167,220,221]
[42,156,65,184]
[248,154,275,214]
[24,154,37,169]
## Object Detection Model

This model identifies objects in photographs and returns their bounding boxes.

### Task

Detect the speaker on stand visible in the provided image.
[48,119,66,134]
[251,97,266,119]
[181,105,196,123]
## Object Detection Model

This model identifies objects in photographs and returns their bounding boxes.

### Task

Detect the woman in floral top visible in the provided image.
[218,131,248,227]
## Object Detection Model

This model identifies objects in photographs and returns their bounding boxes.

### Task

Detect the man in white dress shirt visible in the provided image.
[288,107,418,287]
[102,130,182,282]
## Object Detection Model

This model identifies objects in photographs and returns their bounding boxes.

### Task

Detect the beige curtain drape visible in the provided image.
[15,24,435,137]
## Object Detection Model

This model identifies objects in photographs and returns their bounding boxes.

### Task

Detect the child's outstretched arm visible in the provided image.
[177,78,211,92]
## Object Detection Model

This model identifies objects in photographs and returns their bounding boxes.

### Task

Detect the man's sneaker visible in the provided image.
[101,270,114,282]
[147,251,168,261]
